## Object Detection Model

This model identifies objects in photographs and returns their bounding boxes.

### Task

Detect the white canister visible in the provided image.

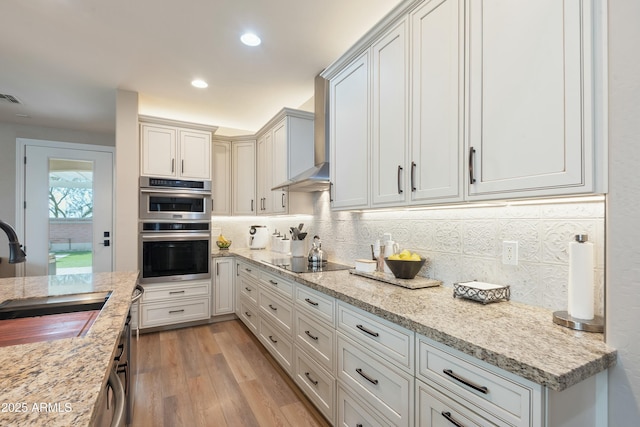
[291,240,306,257]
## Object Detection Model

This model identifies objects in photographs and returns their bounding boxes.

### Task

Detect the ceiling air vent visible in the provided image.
[0,94,22,104]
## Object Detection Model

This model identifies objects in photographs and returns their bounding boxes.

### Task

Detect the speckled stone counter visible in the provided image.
[0,271,139,426]
[221,249,616,391]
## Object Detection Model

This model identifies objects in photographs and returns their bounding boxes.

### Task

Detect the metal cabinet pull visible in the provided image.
[251,199,254,211]
[330,182,334,203]
[169,290,185,295]
[216,263,219,276]
[281,193,286,208]
[245,287,252,292]
[304,298,319,306]
[411,161,417,192]
[245,268,252,273]
[356,324,379,337]
[356,424,363,427]
[304,372,319,386]
[244,311,252,317]
[443,369,489,394]
[169,309,185,314]
[468,147,476,184]
[181,159,184,174]
[269,279,278,286]
[268,304,278,311]
[441,411,466,427]
[397,165,403,194]
[304,330,319,341]
[355,368,379,385]
[268,335,278,344]
[171,158,175,173]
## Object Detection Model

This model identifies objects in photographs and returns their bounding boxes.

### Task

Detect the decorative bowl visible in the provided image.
[216,240,232,250]
[384,257,426,279]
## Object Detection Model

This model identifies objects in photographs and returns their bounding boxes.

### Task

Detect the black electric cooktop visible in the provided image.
[263,257,352,273]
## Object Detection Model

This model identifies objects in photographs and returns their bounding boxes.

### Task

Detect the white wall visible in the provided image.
[606,0,640,423]
[0,122,113,277]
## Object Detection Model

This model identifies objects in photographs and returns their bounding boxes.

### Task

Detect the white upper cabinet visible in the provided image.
[410,0,464,204]
[232,140,256,215]
[466,0,594,199]
[256,132,274,215]
[140,122,212,180]
[371,18,409,207]
[330,52,370,210]
[211,139,232,215]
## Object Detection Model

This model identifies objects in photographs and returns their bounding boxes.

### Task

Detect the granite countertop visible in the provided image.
[217,249,617,392]
[0,271,139,427]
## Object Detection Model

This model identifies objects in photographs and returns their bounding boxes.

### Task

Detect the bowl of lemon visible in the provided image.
[216,234,232,250]
[384,249,425,279]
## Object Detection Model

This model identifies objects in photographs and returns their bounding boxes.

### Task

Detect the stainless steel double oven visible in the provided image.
[138,177,212,284]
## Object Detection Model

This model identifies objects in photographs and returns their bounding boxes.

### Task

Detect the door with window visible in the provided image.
[21,142,114,277]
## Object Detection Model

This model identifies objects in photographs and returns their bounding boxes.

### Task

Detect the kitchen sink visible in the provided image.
[0,291,111,320]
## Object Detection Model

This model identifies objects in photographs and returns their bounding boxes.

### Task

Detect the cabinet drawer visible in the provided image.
[259,288,293,336]
[259,317,293,374]
[140,297,210,328]
[237,296,258,335]
[295,284,335,325]
[337,383,393,427]
[260,270,293,299]
[141,280,210,302]
[416,379,493,427]
[237,262,260,281]
[294,347,335,424]
[417,336,537,427]
[337,302,414,372]
[337,334,413,427]
[294,310,336,373]
[238,275,259,305]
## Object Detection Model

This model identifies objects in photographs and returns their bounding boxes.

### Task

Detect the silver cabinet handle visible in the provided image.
[304,330,319,341]
[469,147,476,184]
[107,370,125,427]
[304,297,319,307]
[181,159,184,174]
[441,411,466,427]
[304,372,318,386]
[397,165,403,194]
[356,324,379,337]
[171,158,175,173]
[281,192,286,208]
[443,369,489,394]
[356,368,379,385]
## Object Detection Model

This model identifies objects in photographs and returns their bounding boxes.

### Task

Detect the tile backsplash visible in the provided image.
[213,192,605,316]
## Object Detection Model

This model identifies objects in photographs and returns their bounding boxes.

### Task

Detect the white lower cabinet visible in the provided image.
[139,279,211,329]
[237,296,258,334]
[294,346,336,424]
[337,383,393,427]
[259,287,294,336]
[294,310,336,374]
[213,257,235,315]
[259,316,294,374]
[416,379,491,427]
[338,334,414,427]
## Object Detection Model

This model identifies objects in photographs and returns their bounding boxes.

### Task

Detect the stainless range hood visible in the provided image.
[272,74,330,192]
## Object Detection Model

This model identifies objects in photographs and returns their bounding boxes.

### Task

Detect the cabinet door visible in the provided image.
[410,0,464,204]
[272,119,288,214]
[256,133,273,214]
[467,0,591,198]
[213,258,235,315]
[232,140,256,215]
[140,124,177,178]
[330,52,370,209]
[371,18,409,207]
[179,129,211,180]
[211,140,231,215]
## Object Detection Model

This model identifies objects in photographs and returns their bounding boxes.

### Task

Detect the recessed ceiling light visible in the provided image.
[240,32,261,47]
[191,79,208,88]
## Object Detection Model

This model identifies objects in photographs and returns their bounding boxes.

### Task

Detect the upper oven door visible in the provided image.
[139,188,211,220]
[139,232,211,283]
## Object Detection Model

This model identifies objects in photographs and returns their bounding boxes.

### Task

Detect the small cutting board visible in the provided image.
[349,269,441,290]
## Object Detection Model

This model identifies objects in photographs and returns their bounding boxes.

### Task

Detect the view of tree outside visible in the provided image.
[49,176,93,218]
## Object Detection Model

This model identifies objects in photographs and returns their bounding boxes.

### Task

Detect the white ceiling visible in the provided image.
[0,0,402,136]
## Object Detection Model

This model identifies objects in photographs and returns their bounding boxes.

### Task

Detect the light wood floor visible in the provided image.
[132,319,331,427]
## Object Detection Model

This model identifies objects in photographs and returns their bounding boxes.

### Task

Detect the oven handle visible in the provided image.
[140,187,212,196]
[140,233,211,241]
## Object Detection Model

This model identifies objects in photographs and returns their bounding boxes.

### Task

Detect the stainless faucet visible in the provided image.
[0,220,26,264]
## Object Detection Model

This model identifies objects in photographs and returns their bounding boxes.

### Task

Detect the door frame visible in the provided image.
[15,138,115,277]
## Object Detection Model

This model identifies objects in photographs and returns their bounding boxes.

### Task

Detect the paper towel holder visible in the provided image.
[552,311,604,332]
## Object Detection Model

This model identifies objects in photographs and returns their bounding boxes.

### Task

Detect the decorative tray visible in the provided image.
[349,269,441,290]
[453,281,510,304]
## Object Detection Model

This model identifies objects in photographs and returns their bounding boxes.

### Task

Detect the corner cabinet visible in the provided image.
[211,139,232,215]
[140,121,213,180]
[466,0,596,200]
[232,139,257,215]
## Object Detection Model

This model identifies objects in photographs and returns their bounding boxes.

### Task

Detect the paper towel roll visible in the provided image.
[567,235,595,320]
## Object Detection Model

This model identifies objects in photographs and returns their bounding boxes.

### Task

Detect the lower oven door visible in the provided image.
[139,232,211,284]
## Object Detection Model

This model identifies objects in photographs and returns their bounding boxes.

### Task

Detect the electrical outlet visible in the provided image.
[502,241,518,265]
